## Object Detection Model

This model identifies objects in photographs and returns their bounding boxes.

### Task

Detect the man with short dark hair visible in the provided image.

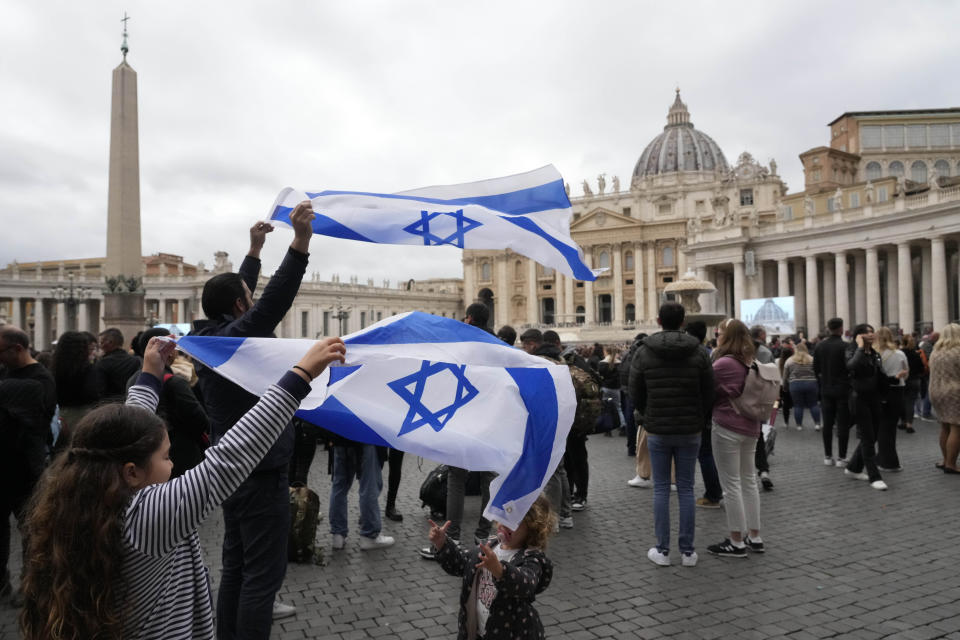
[814,317,852,467]
[464,302,491,331]
[94,327,141,402]
[496,325,517,346]
[630,302,713,566]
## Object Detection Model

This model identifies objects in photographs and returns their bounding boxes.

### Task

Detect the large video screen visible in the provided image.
[739,296,795,336]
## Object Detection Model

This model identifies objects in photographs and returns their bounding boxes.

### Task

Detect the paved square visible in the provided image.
[3,416,959,639]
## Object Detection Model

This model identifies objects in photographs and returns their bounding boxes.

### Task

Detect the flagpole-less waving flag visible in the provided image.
[177,312,576,529]
[267,165,601,281]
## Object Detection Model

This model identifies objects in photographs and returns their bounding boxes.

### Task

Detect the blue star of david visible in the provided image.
[403,209,482,249]
[387,361,479,437]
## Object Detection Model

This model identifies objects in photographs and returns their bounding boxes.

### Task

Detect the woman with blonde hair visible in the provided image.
[875,327,908,470]
[783,343,820,432]
[707,319,763,558]
[929,323,960,473]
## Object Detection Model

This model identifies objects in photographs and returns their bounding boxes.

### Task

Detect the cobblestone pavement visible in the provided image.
[3,415,960,639]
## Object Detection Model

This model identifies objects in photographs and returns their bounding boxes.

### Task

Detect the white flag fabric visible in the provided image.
[267,165,601,281]
[177,312,575,529]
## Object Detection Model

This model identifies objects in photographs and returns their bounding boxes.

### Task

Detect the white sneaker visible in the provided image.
[844,469,869,481]
[272,599,297,620]
[627,475,652,488]
[359,534,395,550]
[559,516,574,529]
[681,551,698,567]
[331,534,345,550]
[647,547,670,566]
[796,425,803,431]
[871,480,888,491]
[823,457,834,466]
[814,424,821,432]
[835,458,847,468]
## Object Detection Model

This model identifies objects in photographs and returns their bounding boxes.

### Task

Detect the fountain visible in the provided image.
[663,271,726,330]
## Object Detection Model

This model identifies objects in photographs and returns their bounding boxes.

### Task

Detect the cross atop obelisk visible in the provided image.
[121,12,130,60]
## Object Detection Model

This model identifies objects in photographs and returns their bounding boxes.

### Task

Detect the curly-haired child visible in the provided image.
[427,493,556,640]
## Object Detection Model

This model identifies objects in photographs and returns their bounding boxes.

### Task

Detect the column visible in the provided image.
[886,249,899,327]
[777,259,789,297]
[897,243,914,334]
[77,302,89,332]
[677,244,687,276]
[805,255,820,334]
[160,297,170,324]
[56,301,67,337]
[697,267,711,313]
[792,261,806,331]
[612,244,623,325]
[526,259,538,325]
[835,252,850,329]
[822,258,836,322]
[181,297,191,324]
[633,242,644,321]
[755,260,766,300]
[920,244,933,327]
[34,300,47,350]
[931,237,949,330]
[554,272,565,326]
[11,296,21,328]
[583,248,595,326]
[564,272,574,320]
[495,256,508,328]
[865,247,881,328]
[463,258,476,305]
[854,252,867,324]
[645,243,657,320]
[733,259,745,320]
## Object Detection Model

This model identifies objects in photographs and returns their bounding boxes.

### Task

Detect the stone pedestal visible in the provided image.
[102,291,145,346]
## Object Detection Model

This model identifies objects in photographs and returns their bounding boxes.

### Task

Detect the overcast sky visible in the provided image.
[2,1,957,282]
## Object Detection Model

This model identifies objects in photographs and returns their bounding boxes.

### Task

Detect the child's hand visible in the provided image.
[143,337,176,379]
[428,519,450,551]
[293,338,346,382]
[475,543,503,579]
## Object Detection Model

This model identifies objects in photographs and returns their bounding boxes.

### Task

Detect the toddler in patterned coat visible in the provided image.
[428,493,555,640]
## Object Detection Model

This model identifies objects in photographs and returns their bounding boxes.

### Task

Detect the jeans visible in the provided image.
[565,432,589,502]
[878,386,903,469]
[712,425,761,535]
[789,380,821,426]
[545,459,572,519]
[698,429,723,502]
[601,387,625,428]
[445,466,493,541]
[821,392,851,459]
[847,392,882,482]
[648,433,700,554]
[217,469,290,640]
[329,445,383,539]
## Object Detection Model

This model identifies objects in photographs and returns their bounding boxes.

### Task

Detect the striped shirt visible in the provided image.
[119,370,309,639]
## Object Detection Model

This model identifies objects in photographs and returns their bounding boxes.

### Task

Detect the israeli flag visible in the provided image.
[176,312,575,529]
[268,165,601,281]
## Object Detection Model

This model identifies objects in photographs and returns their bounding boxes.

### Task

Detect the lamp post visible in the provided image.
[331,296,351,336]
[50,272,92,331]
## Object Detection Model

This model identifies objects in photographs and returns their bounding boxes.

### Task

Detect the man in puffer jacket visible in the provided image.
[629,302,714,567]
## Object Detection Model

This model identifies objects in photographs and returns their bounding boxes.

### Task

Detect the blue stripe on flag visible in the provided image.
[304,178,569,216]
[176,336,246,368]
[271,206,376,243]
[328,364,362,386]
[344,311,506,347]
[504,216,596,281]
[297,397,392,448]
[489,367,558,511]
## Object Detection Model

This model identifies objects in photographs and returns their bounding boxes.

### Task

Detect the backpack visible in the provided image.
[566,363,603,436]
[288,484,321,563]
[726,357,782,423]
[419,464,448,519]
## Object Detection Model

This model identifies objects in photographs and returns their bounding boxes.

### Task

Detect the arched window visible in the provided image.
[865,161,882,181]
[514,260,523,280]
[888,161,904,177]
[575,305,585,326]
[624,251,634,271]
[662,246,674,267]
[934,159,950,178]
[625,303,635,322]
[597,250,610,270]
[480,262,491,281]
[911,160,927,183]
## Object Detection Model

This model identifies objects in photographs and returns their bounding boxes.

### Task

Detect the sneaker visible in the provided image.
[744,536,765,553]
[272,599,297,620]
[879,465,903,472]
[759,471,773,491]
[647,547,670,566]
[418,538,458,559]
[681,551,698,567]
[559,516,574,529]
[707,538,747,558]
[871,480,888,491]
[359,534,395,550]
[835,458,847,468]
[627,475,652,488]
[696,497,722,509]
[331,534,345,550]
[814,424,821,432]
[823,457,834,466]
[571,500,587,511]
[844,469,869,481]
[796,425,802,431]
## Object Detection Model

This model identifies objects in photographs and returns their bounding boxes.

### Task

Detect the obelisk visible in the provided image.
[102,14,146,341]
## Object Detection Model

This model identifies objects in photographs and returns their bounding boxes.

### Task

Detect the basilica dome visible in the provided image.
[633,91,729,179]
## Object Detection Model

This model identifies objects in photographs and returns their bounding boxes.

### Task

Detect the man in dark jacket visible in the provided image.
[813,317,852,467]
[629,302,713,567]
[95,327,141,402]
[191,203,315,636]
[842,324,887,491]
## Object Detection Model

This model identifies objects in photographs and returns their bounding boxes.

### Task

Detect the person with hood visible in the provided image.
[629,302,714,567]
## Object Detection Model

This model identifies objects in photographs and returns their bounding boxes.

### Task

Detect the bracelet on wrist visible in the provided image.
[292,365,314,381]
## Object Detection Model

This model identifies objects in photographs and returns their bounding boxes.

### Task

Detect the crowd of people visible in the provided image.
[2,208,959,638]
